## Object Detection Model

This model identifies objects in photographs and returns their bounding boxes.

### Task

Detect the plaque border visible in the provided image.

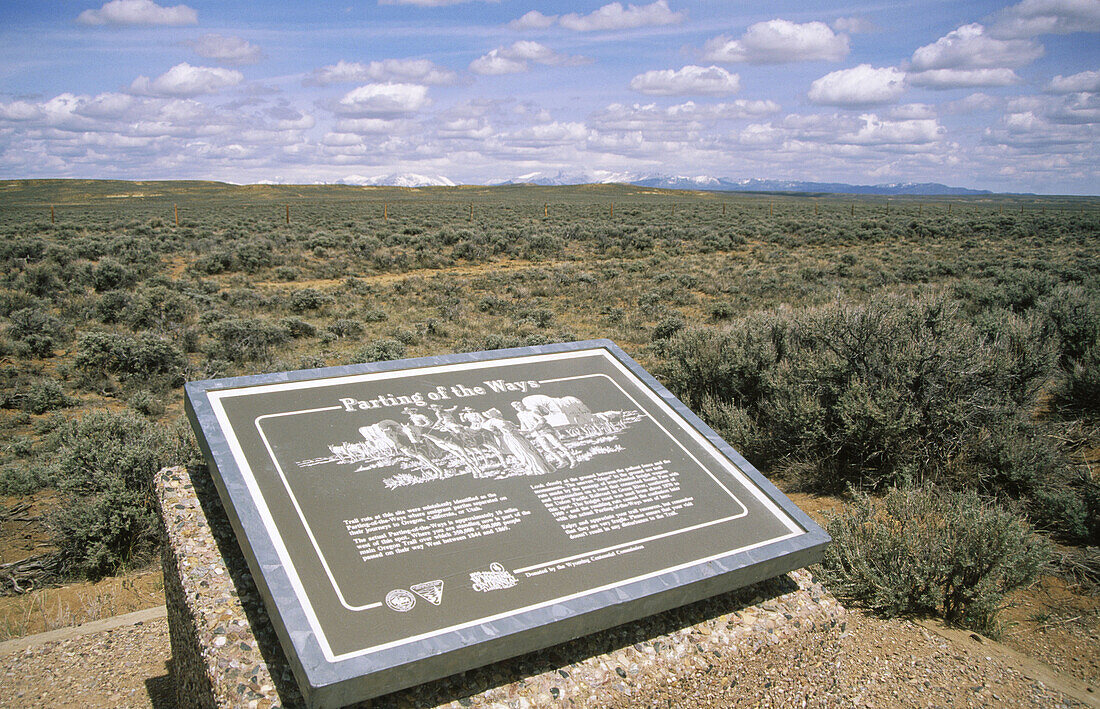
[185,339,831,708]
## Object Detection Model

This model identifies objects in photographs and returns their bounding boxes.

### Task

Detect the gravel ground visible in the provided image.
[0,608,1095,708]
[0,616,173,708]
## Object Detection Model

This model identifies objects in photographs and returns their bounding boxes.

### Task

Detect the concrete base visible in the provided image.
[156,464,844,708]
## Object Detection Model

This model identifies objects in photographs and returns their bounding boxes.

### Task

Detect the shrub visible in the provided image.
[6,307,67,358]
[20,262,62,298]
[273,266,299,281]
[206,317,289,363]
[326,318,364,339]
[657,294,1056,492]
[1054,346,1100,414]
[90,259,136,292]
[353,339,407,362]
[48,411,174,579]
[129,389,166,418]
[279,317,316,338]
[820,486,1049,635]
[189,249,234,275]
[288,288,332,313]
[73,331,187,383]
[0,462,56,496]
[19,380,72,415]
[653,314,686,340]
[708,302,736,321]
[362,308,388,322]
[95,290,132,324]
[959,418,1098,544]
[235,240,278,273]
[1043,286,1100,413]
[1043,285,1100,367]
[125,286,195,332]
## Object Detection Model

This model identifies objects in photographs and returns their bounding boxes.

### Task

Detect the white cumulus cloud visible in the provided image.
[307,59,457,86]
[77,0,197,26]
[559,1,684,31]
[469,51,528,75]
[908,23,1043,71]
[990,0,1100,37]
[507,121,588,146]
[378,0,497,5]
[509,10,558,30]
[185,35,262,66]
[907,68,1022,89]
[0,101,45,121]
[945,92,1003,113]
[848,114,943,145]
[470,42,587,75]
[130,63,243,97]
[809,65,906,106]
[1048,69,1100,93]
[629,65,740,96]
[703,20,849,64]
[332,83,430,116]
[906,23,1042,88]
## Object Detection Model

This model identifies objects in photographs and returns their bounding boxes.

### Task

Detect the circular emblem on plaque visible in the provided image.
[385,589,416,612]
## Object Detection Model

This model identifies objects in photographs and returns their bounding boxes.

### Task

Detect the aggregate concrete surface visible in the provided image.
[1,608,1096,708]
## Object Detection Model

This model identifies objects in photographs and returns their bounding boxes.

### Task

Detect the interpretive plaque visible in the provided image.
[185,340,829,708]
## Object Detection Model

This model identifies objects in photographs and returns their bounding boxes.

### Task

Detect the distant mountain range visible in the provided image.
[491,171,992,196]
[337,173,456,188]
[331,170,993,195]
[631,176,993,196]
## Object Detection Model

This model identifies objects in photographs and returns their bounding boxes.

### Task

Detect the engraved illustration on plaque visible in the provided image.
[410,580,444,606]
[297,393,643,489]
[384,589,416,612]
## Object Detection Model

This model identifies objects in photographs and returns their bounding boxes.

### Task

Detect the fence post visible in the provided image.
[544,203,548,218]
[51,205,55,225]
[285,205,289,225]
[384,203,388,221]
[175,204,179,227]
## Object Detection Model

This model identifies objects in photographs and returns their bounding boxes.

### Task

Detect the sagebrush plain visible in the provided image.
[0,179,1097,637]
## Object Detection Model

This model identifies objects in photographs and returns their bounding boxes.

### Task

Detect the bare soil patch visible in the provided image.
[0,567,162,640]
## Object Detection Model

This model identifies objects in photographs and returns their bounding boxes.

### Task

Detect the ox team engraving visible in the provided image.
[185,341,829,707]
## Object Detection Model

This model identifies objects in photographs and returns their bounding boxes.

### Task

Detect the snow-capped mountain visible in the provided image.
[338,173,457,187]
[489,171,990,195]
[630,176,992,196]
[491,169,641,186]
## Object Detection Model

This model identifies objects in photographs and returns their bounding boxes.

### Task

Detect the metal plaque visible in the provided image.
[185,340,829,707]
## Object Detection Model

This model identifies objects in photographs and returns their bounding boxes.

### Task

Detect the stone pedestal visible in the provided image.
[157,464,844,709]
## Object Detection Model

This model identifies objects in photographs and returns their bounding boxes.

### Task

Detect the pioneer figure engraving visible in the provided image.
[481,408,553,475]
[299,392,641,487]
[512,400,577,469]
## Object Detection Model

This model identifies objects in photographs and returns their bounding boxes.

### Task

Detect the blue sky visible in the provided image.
[1,0,1098,193]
